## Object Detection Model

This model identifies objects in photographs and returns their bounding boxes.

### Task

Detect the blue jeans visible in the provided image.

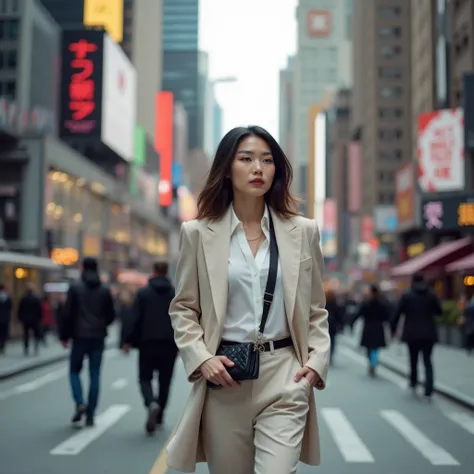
[69,339,104,417]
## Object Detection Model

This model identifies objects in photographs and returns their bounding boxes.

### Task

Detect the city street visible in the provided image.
[1,344,473,474]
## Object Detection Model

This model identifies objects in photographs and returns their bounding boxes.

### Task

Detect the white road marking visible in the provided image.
[321,407,375,463]
[50,404,131,455]
[445,411,474,435]
[381,410,460,466]
[0,368,66,401]
[111,378,128,390]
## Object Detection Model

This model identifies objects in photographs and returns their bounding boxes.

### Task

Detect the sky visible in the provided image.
[199,0,298,140]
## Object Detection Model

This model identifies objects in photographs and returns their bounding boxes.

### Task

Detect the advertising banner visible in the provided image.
[307,10,331,37]
[463,72,474,151]
[347,142,362,213]
[421,193,474,231]
[156,91,174,207]
[417,108,464,192]
[373,205,398,234]
[321,198,337,259]
[59,30,136,162]
[59,30,104,138]
[101,34,136,161]
[395,161,416,230]
[83,0,124,43]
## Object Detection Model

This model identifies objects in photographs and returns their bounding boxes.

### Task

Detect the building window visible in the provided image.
[379,26,401,38]
[0,19,20,39]
[379,129,403,140]
[6,50,16,68]
[379,108,403,119]
[380,149,402,161]
[379,66,403,80]
[3,80,16,98]
[379,6,401,18]
[380,45,402,59]
[380,86,402,99]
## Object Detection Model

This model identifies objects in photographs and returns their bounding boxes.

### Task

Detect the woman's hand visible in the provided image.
[200,356,240,387]
[294,366,322,389]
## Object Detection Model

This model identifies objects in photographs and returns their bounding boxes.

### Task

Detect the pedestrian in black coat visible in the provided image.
[352,284,391,377]
[392,273,442,399]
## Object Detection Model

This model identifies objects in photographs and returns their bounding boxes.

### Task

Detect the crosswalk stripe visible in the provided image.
[50,404,131,455]
[321,407,375,463]
[445,411,474,435]
[381,410,460,466]
[111,378,128,390]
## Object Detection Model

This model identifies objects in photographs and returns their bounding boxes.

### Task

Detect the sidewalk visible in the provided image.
[0,324,120,380]
[340,323,474,410]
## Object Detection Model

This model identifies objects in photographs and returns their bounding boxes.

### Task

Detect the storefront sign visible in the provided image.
[422,194,474,230]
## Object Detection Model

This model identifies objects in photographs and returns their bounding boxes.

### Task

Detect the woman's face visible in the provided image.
[230,135,276,198]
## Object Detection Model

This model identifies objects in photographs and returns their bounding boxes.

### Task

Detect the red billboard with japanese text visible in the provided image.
[156,91,174,207]
[59,31,104,138]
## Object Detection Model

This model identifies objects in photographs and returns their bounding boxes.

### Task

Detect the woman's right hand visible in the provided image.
[200,356,239,387]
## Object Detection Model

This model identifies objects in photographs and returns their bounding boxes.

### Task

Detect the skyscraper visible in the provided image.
[162,0,199,51]
[162,0,201,150]
[292,0,352,216]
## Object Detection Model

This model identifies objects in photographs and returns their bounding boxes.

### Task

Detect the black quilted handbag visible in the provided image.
[208,213,279,386]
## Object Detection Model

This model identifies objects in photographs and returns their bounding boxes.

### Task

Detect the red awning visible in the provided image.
[391,237,474,279]
[445,253,474,273]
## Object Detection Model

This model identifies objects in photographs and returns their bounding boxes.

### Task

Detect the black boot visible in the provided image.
[71,404,87,423]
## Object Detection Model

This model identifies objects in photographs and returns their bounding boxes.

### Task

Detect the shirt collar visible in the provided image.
[230,204,270,236]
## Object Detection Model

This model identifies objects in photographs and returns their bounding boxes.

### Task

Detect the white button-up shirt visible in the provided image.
[221,205,290,343]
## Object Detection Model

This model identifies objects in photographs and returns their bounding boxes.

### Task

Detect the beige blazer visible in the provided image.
[166,206,330,473]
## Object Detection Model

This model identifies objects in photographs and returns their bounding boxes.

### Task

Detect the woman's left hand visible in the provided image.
[294,366,321,388]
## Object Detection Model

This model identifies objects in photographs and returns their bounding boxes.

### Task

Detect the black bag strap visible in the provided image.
[257,213,279,337]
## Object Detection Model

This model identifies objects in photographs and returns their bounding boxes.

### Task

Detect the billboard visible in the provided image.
[395,162,416,230]
[417,108,464,192]
[59,31,104,138]
[307,10,331,37]
[156,91,174,207]
[83,0,124,43]
[321,198,337,259]
[59,30,136,162]
[101,34,137,161]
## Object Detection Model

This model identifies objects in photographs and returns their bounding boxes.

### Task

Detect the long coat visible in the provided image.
[353,298,391,349]
[166,206,331,472]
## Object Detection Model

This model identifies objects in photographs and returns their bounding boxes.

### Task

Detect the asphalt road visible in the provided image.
[1,344,473,474]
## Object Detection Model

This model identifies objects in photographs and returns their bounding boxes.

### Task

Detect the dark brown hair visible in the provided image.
[153,261,169,276]
[196,125,300,220]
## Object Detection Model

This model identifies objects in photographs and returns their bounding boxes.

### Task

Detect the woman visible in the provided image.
[166,126,330,473]
[352,284,391,377]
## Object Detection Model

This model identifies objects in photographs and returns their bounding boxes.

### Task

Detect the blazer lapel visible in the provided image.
[202,207,232,326]
[270,209,302,328]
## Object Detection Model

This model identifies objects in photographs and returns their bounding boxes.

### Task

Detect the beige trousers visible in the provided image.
[201,347,311,474]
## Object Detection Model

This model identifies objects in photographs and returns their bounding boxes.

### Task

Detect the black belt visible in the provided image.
[220,337,293,353]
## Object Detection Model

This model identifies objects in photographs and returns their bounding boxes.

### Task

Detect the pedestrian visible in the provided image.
[40,294,54,346]
[462,294,474,354]
[117,290,134,350]
[352,284,392,377]
[123,262,178,435]
[391,273,443,400]
[326,289,344,364]
[165,125,330,474]
[18,282,42,356]
[59,257,116,427]
[0,283,12,355]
